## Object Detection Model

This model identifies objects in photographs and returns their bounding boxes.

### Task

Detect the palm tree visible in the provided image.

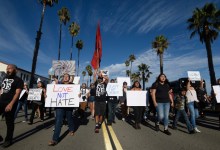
[152,35,169,74]
[86,65,93,84]
[128,54,136,76]
[88,70,93,85]
[125,60,130,76]
[69,22,80,60]
[57,7,70,60]
[76,40,83,76]
[130,72,140,83]
[30,0,58,88]
[187,3,220,86]
[138,63,152,90]
[82,71,86,82]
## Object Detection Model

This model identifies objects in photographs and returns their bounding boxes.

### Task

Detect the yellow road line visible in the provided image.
[108,126,123,150]
[102,123,113,150]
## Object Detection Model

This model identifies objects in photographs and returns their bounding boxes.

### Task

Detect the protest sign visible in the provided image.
[213,85,220,103]
[27,88,43,101]
[126,91,147,106]
[117,77,131,86]
[187,71,201,81]
[52,60,76,76]
[73,76,80,84]
[106,83,123,96]
[45,84,80,107]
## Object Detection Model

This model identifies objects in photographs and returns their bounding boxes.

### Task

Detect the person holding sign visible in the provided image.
[88,83,96,119]
[107,79,118,126]
[151,74,174,135]
[28,81,46,125]
[14,82,29,122]
[78,83,89,119]
[186,79,201,133]
[119,82,128,121]
[131,81,144,129]
[93,70,109,133]
[0,64,23,147]
[48,73,75,146]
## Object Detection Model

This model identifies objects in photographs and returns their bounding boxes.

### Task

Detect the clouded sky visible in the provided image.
[0,0,220,93]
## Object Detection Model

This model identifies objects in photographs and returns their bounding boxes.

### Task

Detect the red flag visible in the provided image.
[91,23,102,69]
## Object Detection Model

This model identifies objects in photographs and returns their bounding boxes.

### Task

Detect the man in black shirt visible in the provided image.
[0,64,23,147]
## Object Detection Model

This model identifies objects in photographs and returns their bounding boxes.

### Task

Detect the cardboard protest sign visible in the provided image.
[117,77,131,86]
[126,91,147,106]
[73,76,80,84]
[52,60,76,76]
[213,85,220,103]
[106,83,123,96]
[187,71,201,81]
[45,84,80,107]
[27,88,43,101]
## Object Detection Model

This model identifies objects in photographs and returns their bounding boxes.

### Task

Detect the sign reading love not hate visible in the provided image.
[45,84,80,107]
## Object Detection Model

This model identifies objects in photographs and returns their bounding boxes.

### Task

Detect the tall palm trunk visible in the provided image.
[77,49,80,76]
[130,62,133,77]
[142,72,145,90]
[30,4,46,88]
[89,76,92,85]
[204,37,216,86]
[159,53,163,74]
[70,36,73,60]
[58,23,62,60]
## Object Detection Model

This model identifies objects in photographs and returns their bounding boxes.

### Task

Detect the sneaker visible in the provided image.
[112,121,116,124]
[98,122,102,129]
[2,141,12,148]
[194,128,201,133]
[122,118,125,121]
[48,140,57,146]
[189,130,195,134]
[95,125,99,133]
[107,122,112,126]
[164,129,171,135]
[0,135,3,142]
[22,120,26,122]
[155,124,159,131]
[28,122,33,125]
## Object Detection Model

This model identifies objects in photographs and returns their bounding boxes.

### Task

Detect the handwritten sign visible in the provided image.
[213,85,220,103]
[187,71,201,81]
[126,91,147,106]
[27,88,42,101]
[117,77,131,86]
[45,84,80,107]
[106,83,123,96]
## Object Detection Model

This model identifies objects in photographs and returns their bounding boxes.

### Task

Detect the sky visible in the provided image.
[0,0,220,93]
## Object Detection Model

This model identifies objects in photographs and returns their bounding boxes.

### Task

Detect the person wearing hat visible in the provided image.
[172,88,195,134]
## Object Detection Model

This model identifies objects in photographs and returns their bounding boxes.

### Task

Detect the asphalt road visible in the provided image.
[0,108,219,150]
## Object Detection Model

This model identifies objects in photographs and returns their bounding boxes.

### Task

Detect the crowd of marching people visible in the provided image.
[0,64,220,147]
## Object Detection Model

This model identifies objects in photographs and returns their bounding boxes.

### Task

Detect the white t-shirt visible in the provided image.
[79,88,89,102]
[186,89,199,103]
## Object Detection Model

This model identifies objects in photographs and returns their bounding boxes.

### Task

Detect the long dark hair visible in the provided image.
[132,80,142,89]
[155,73,170,85]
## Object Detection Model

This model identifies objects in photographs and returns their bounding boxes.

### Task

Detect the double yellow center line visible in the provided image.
[102,121,123,150]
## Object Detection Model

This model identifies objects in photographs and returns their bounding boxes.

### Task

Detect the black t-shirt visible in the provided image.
[0,76,24,104]
[95,81,107,102]
[19,89,28,102]
[90,88,96,96]
[151,82,170,103]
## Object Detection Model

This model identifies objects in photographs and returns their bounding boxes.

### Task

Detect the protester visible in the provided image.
[0,64,23,147]
[14,82,29,122]
[151,73,174,135]
[88,83,96,119]
[78,83,89,119]
[131,81,144,129]
[186,79,201,133]
[93,70,109,133]
[48,73,75,146]
[28,81,46,125]
[172,88,195,134]
[107,79,118,126]
[119,82,128,121]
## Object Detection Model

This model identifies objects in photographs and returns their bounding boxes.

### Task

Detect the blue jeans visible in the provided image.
[156,103,170,128]
[187,102,199,128]
[173,109,193,132]
[107,101,117,123]
[14,100,28,121]
[53,108,74,142]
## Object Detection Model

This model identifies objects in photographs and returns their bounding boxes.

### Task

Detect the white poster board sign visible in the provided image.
[187,71,201,81]
[73,76,80,84]
[126,91,147,106]
[213,85,220,103]
[27,88,42,101]
[106,83,123,96]
[45,84,80,107]
[117,77,131,86]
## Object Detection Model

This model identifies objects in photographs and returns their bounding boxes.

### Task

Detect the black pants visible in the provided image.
[0,102,17,142]
[133,106,144,124]
[29,103,44,123]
